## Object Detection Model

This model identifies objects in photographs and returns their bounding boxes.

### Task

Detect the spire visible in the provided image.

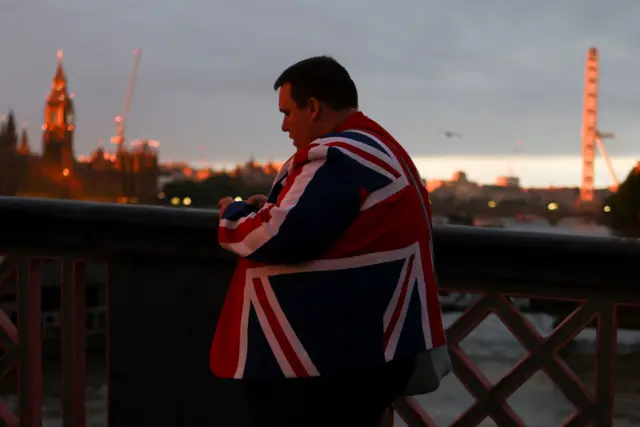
[52,49,67,90]
[18,126,30,155]
[5,110,16,136]
[0,111,18,150]
[45,48,74,128]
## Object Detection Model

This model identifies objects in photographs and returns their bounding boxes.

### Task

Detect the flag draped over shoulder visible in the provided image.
[211,112,450,387]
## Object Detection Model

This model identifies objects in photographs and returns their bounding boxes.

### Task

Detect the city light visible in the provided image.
[488,200,497,208]
[62,168,69,177]
[604,205,611,213]
[547,202,559,211]
[183,197,192,206]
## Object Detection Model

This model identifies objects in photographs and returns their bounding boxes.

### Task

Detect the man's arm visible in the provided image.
[219,200,258,221]
[218,152,361,264]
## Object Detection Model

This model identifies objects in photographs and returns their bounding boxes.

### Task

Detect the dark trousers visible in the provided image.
[242,357,415,427]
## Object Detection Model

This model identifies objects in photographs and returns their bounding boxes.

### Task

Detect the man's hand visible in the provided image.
[219,194,267,217]
[218,197,234,216]
[247,194,268,209]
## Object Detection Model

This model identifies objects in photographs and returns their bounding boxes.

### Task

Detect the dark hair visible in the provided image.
[273,56,358,110]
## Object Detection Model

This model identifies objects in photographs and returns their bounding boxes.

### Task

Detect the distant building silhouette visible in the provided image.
[0,51,158,204]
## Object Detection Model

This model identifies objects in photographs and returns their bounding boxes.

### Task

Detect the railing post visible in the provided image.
[17,257,42,427]
[594,302,617,427]
[61,259,86,427]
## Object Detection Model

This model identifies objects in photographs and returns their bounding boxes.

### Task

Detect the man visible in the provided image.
[211,56,450,427]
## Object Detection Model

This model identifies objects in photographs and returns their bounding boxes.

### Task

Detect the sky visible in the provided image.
[1,0,639,186]
[198,155,639,188]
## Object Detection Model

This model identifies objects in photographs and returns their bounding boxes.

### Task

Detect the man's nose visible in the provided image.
[281,119,289,132]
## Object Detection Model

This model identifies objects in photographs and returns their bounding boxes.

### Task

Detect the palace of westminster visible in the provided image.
[0,53,158,204]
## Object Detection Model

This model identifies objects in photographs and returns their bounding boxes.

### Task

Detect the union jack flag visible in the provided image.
[211,112,448,382]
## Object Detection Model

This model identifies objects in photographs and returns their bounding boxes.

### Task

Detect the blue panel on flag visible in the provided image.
[243,305,285,379]
[322,131,390,157]
[268,259,405,374]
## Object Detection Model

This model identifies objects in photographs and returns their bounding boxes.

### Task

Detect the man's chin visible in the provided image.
[292,140,310,150]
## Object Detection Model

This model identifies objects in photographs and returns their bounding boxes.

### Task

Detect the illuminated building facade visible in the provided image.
[0,51,158,204]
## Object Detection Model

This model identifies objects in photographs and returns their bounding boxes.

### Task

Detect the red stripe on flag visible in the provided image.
[252,278,309,377]
[210,261,250,377]
[382,255,415,350]
[277,159,305,205]
[325,142,401,178]
[218,205,275,245]
[424,257,446,347]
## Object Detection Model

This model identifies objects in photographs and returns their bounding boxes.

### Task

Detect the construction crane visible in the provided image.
[111,49,142,151]
[507,139,523,177]
[595,131,619,188]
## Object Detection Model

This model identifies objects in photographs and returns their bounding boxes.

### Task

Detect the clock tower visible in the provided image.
[42,50,75,171]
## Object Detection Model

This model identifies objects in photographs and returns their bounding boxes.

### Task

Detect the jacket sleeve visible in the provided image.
[220,201,258,221]
[218,152,361,264]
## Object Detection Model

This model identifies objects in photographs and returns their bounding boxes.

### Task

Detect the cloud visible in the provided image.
[1,0,639,174]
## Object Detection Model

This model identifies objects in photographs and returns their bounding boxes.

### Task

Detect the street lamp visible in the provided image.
[62,168,71,199]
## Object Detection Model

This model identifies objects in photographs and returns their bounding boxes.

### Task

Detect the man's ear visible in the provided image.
[308,98,322,122]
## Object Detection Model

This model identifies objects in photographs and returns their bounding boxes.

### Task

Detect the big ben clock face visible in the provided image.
[66,112,74,125]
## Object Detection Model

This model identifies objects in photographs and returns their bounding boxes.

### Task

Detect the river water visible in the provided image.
[5,219,640,426]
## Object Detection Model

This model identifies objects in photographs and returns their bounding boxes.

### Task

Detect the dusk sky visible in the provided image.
[1,0,639,186]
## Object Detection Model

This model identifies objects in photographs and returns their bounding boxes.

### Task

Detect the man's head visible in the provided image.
[273,56,358,149]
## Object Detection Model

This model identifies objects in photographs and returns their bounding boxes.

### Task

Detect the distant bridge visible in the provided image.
[429,199,607,225]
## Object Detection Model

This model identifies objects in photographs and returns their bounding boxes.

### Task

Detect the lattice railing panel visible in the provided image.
[393,288,627,427]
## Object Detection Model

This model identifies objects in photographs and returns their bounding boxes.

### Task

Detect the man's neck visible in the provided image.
[331,108,359,131]
[299,109,361,151]
[313,108,359,137]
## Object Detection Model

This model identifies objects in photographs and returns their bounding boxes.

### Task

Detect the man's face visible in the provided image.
[278,83,319,150]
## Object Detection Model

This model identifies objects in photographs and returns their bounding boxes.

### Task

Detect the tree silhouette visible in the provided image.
[605,163,640,237]
[160,174,272,208]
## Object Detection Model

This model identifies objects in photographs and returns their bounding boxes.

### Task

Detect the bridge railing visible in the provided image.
[0,197,637,426]
[393,227,640,427]
[392,227,638,425]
